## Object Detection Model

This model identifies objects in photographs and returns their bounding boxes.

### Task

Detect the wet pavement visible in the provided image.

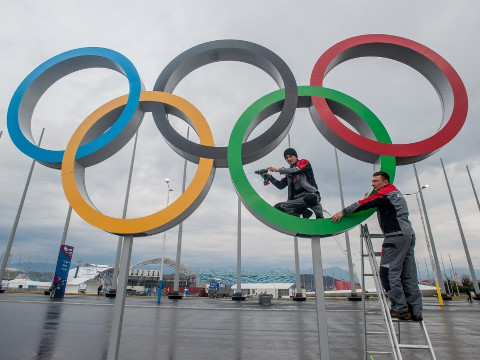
[0,293,478,360]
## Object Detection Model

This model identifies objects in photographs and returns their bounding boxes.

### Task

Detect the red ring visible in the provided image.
[310,34,468,164]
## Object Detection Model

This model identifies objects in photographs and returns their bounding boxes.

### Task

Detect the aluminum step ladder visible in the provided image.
[360,224,436,360]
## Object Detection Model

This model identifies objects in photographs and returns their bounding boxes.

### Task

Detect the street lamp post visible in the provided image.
[405,183,445,305]
[158,178,173,304]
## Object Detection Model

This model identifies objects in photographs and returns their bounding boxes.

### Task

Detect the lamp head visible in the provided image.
[422,184,430,189]
[165,178,170,184]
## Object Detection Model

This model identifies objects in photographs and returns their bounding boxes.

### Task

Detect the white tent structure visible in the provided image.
[232,283,296,298]
[65,264,110,294]
[1,278,50,291]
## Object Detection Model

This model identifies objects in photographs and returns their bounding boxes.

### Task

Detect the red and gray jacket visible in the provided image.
[342,183,414,237]
[268,159,319,200]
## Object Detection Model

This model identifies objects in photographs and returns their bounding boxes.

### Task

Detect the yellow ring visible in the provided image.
[61,91,215,236]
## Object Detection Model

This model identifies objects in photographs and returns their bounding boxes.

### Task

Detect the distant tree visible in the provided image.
[461,274,473,288]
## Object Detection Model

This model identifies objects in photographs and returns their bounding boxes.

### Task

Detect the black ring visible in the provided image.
[153,39,298,168]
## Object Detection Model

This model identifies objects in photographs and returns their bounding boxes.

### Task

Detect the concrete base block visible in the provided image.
[347,293,362,301]
[232,292,246,301]
[105,291,116,298]
[292,293,307,301]
[441,293,453,301]
[168,291,183,300]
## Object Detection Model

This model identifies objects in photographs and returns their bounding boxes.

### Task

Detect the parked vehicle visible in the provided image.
[207,279,231,298]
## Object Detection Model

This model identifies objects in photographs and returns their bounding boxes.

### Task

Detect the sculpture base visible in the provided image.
[168,291,183,300]
[105,290,117,298]
[232,292,246,301]
[441,293,453,301]
[347,293,362,301]
[292,293,307,301]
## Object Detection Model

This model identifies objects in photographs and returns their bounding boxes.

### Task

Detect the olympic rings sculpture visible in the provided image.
[7,35,468,238]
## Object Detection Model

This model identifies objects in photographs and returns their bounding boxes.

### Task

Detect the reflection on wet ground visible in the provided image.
[0,293,477,360]
[36,300,63,359]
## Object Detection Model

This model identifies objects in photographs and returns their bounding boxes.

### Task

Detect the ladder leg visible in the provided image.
[361,228,368,360]
[421,321,437,360]
[362,224,437,359]
[397,321,401,344]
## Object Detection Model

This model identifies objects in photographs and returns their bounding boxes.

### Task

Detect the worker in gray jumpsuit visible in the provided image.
[261,148,323,219]
[331,171,423,321]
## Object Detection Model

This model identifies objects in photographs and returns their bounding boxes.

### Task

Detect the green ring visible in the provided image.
[227,85,396,237]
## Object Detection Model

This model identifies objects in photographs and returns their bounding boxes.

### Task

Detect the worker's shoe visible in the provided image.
[411,314,423,321]
[390,309,412,320]
[407,304,423,321]
[301,209,313,219]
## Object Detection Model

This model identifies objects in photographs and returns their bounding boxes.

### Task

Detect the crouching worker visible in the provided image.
[331,171,423,321]
[260,148,323,219]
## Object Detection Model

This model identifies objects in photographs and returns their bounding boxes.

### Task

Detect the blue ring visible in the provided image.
[7,47,143,168]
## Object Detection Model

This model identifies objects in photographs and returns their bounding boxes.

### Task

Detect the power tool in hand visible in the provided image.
[255,169,270,185]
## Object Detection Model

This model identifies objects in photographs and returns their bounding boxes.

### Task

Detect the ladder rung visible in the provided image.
[366,331,386,335]
[365,311,382,315]
[367,351,392,355]
[362,252,382,256]
[364,274,374,276]
[399,344,430,350]
[391,318,423,323]
[369,234,384,238]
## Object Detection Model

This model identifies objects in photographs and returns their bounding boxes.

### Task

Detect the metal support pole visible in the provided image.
[232,197,245,300]
[424,258,431,284]
[237,197,241,292]
[107,235,133,360]
[412,192,442,303]
[448,254,460,297]
[334,148,357,298]
[311,236,330,360]
[466,165,480,299]
[0,128,44,289]
[158,181,173,304]
[60,206,73,246]
[440,255,452,295]
[440,158,480,295]
[172,127,189,297]
[293,236,303,296]
[466,165,480,212]
[111,237,123,291]
[111,132,138,294]
[45,204,74,296]
[413,163,448,297]
[288,134,305,300]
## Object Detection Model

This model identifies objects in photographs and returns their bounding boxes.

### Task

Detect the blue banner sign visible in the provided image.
[52,245,74,298]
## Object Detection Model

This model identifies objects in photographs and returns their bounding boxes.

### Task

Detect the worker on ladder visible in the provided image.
[331,171,423,321]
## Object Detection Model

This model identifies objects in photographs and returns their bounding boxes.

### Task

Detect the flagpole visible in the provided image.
[413,163,450,300]
[440,158,480,297]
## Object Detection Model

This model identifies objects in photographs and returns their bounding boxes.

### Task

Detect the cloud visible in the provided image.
[0,1,479,276]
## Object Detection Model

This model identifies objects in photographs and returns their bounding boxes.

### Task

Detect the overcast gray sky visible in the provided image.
[0,1,479,276]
